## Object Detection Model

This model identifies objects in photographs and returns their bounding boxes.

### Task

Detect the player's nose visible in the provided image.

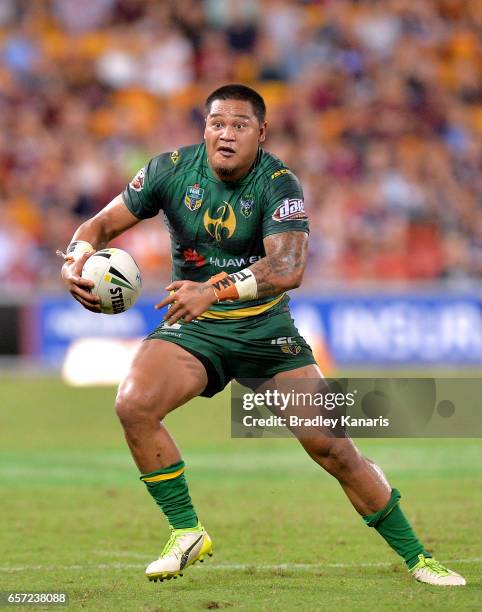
[220,125,236,141]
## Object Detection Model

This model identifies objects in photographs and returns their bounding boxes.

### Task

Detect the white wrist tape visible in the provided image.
[65,240,94,262]
[231,268,258,301]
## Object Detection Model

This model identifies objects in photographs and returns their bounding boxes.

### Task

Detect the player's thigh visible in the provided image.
[116,338,208,420]
[261,364,356,459]
[272,363,323,381]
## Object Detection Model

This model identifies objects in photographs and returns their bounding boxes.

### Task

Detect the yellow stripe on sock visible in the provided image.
[141,467,185,483]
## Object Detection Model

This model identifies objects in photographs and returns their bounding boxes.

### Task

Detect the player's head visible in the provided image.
[204,84,267,182]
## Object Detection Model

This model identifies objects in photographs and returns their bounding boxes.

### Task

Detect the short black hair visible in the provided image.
[205,84,266,123]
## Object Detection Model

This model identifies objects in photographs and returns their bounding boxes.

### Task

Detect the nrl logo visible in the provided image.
[204,202,237,241]
[240,195,254,218]
[184,183,204,211]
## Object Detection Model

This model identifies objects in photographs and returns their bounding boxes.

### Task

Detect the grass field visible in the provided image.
[0,377,481,611]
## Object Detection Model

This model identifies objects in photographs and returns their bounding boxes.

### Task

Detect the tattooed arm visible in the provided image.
[249,231,309,298]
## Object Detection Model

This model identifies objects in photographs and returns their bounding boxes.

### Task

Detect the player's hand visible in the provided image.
[155,280,218,324]
[61,252,101,313]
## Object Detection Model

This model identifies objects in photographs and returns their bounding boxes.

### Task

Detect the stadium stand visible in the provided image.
[0,0,480,290]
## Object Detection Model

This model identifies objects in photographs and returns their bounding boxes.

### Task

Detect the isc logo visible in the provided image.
[271,337,294,345]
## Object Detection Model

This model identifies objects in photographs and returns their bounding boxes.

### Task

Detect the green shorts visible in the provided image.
[146,306,317,397]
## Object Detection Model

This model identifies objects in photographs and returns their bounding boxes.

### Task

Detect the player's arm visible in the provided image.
[248,230,308,298]
[60,194,140,312]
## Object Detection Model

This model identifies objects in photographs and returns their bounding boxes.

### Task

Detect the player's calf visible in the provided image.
[300,437,466,584]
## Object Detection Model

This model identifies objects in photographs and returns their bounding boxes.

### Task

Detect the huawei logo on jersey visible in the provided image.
[203,202,237,241]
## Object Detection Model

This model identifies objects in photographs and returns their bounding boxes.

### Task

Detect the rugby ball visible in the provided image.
[82,248,142,314]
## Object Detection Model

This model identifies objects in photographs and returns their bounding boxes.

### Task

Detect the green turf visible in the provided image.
[0,378,480,611]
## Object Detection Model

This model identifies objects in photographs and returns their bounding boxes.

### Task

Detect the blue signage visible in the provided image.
[35,292,482,366]
[290,294,482,365]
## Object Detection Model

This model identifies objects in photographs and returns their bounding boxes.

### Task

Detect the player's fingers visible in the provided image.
[76,250,93,270]
[165,280,185,291]
[62,261,95,289]
[165,307,185,325]
[154,293,177,310]
[72,294,101,313]
[72,275,95,289]
[164,302,183,321]
[71,284,100,302]
[71,285,100,304]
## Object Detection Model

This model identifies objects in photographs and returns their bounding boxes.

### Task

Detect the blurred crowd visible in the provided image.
[0,0,480,291]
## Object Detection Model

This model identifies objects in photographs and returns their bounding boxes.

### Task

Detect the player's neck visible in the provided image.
[208,151,259,184]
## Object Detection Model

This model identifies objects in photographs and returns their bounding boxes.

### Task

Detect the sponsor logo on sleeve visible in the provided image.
[270,168,291,180]
[272,198,307,222]
[129,167,145,192]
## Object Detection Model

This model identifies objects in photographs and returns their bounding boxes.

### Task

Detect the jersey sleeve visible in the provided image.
[122,153,173,219]
[262,169,309,237]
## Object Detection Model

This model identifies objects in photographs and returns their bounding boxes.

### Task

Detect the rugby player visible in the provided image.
[61,84,465,586]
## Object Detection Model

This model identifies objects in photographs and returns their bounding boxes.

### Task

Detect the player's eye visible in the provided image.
[235,123,246,130]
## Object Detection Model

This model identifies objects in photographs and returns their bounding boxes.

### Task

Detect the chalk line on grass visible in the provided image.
[0,558,480,573]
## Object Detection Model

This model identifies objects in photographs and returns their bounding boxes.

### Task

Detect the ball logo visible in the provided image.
[272,199,307,222]
[109,286,125,313]
[82,248,141,315]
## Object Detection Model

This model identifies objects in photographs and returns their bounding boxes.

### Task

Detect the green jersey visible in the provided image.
[122,143,309,318]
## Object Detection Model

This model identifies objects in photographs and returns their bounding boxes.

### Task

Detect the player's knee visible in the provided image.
[306,439,360,478]
[114,384,158,428]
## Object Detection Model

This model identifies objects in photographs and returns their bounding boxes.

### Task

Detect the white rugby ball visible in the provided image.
[81,248,142,314]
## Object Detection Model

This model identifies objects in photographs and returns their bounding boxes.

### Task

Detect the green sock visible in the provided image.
[363,489,430,569]
[140,460,198,529]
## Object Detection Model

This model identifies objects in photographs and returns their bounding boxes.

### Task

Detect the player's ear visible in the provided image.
[259,121,267,143]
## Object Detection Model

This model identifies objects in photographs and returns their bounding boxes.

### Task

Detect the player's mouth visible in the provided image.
[217,146,236,158]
